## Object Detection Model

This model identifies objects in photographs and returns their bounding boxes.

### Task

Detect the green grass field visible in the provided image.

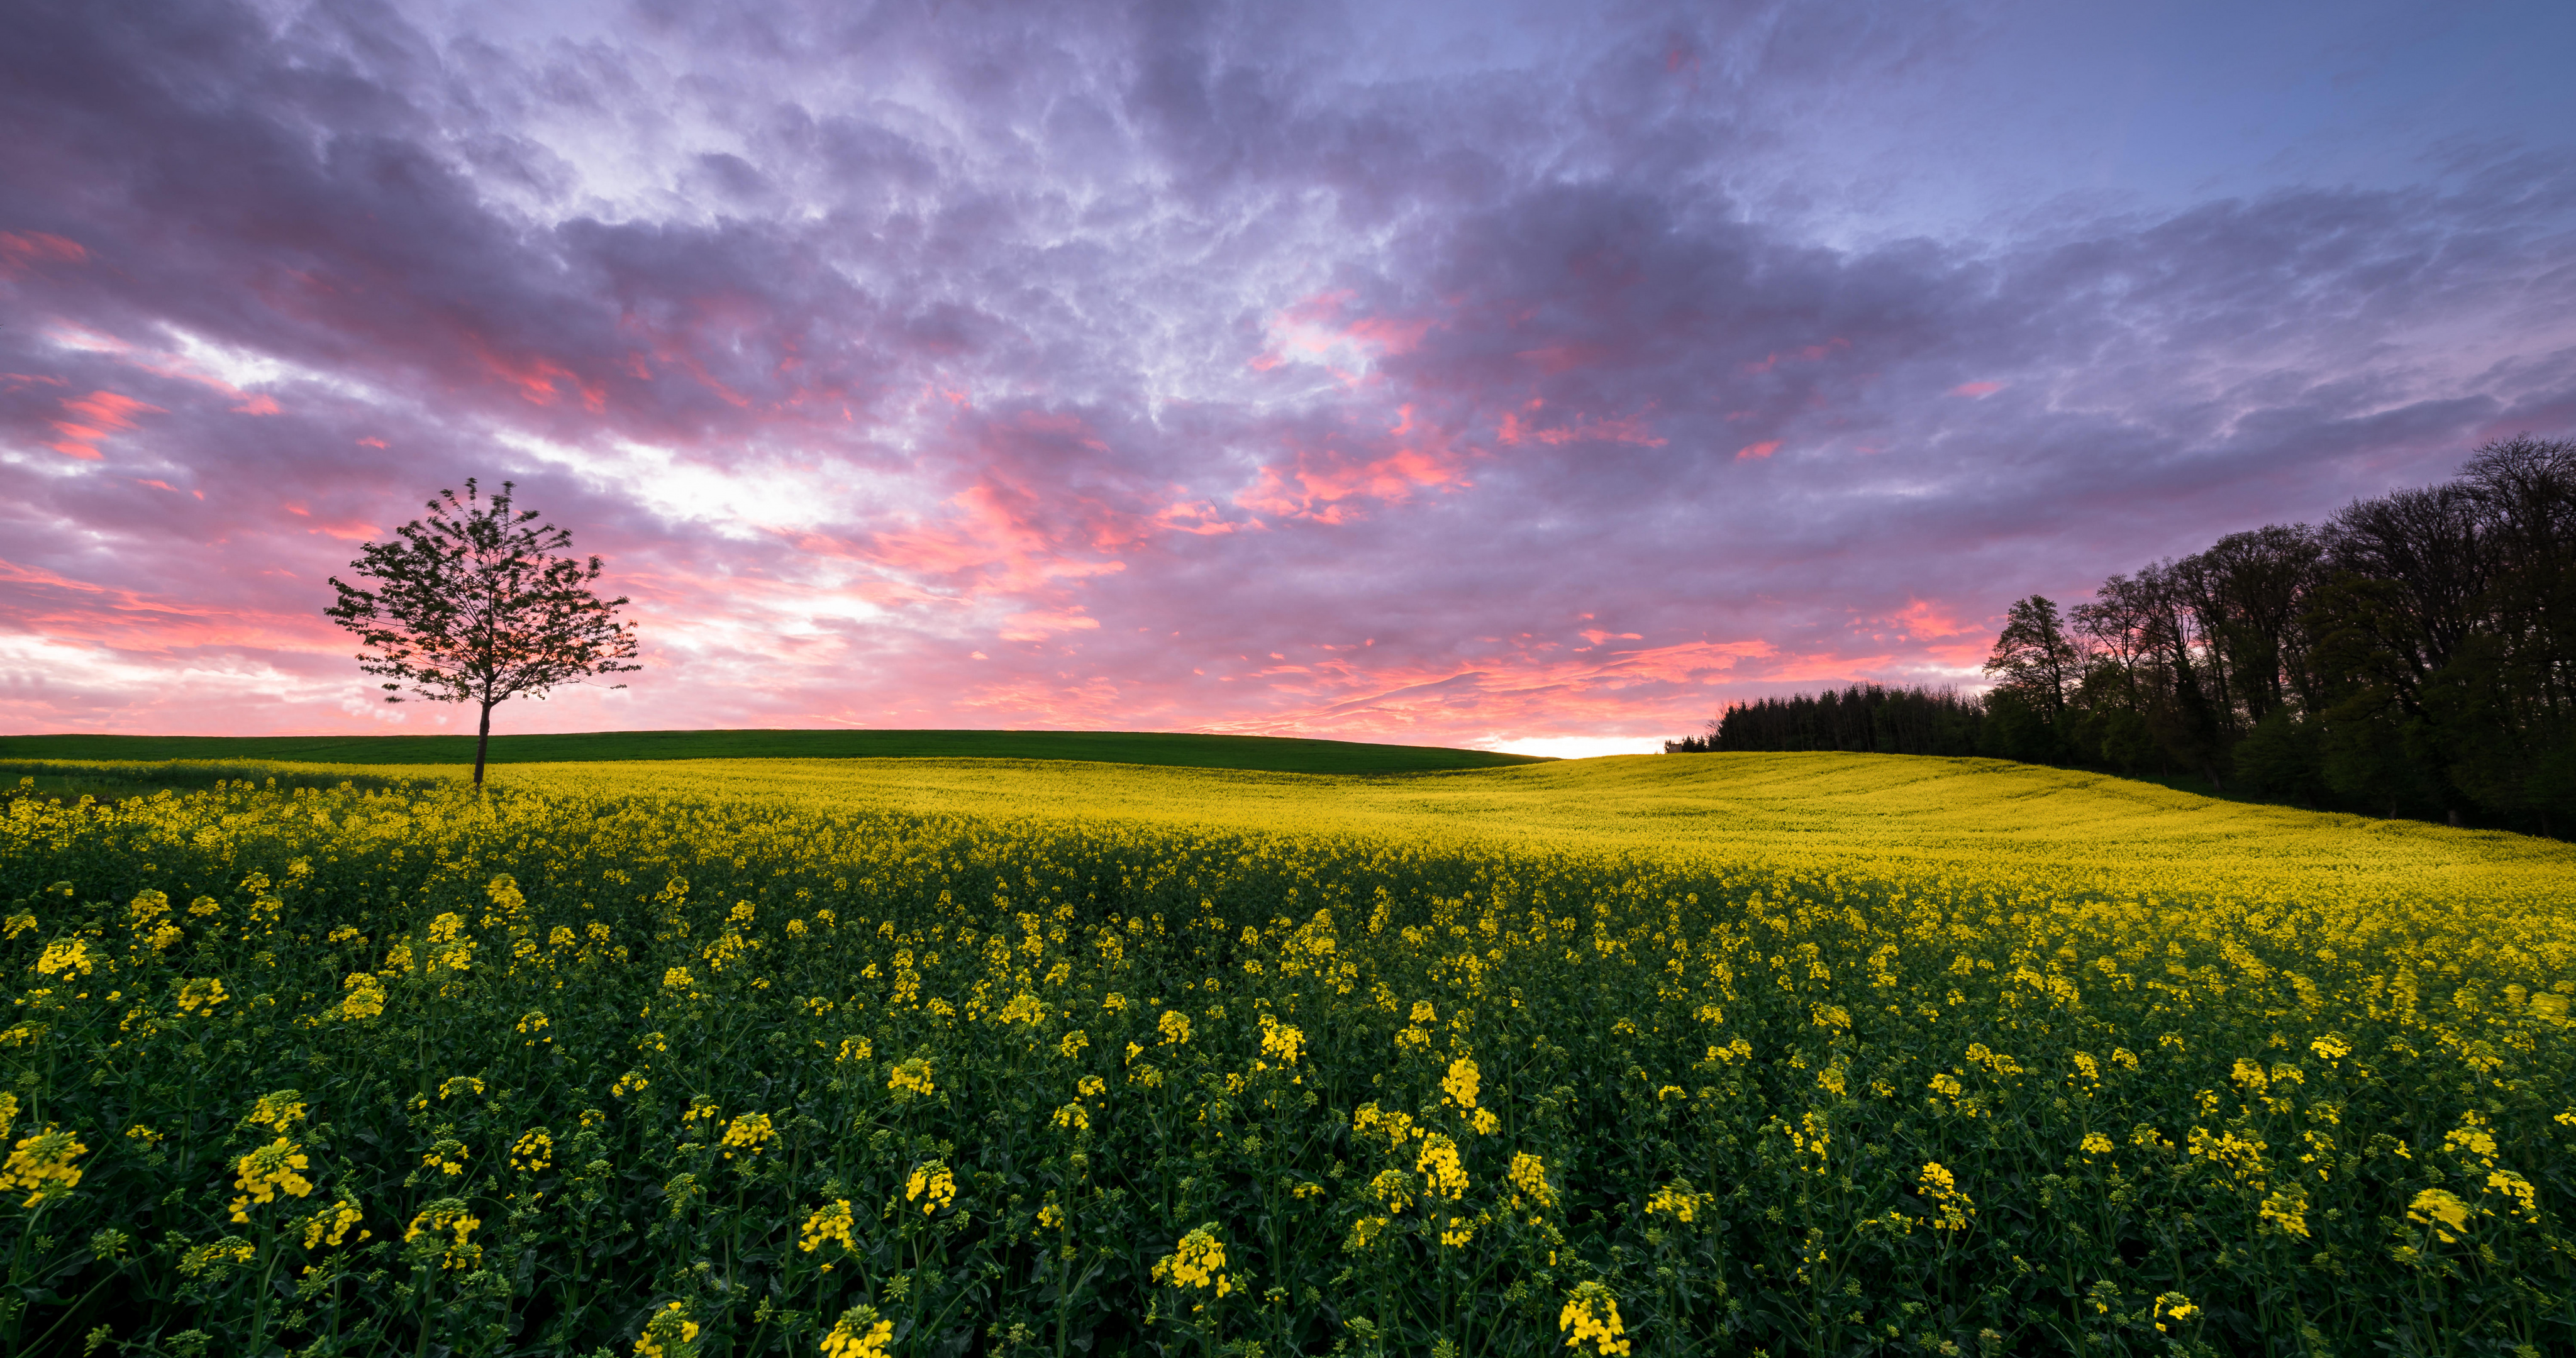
[3,746,2570,1357]
[0,729,1545,775]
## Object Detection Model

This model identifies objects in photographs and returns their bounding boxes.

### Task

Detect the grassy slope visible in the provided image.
[0,727,1543,774]
[12,742,2563,900]
[498,749,2576,902]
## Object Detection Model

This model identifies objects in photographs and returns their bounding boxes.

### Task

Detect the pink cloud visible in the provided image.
[1260,290,1435,372]
[470,337,608,412]
[1236,406,1473,522]
[1735,440,1780,460]
[1950,382,2004,397]
[1744,338,1850,373]
[47,389,162,458]
[1501,400,1668,448]
[0,230,86,277]
[998,607,1102,641]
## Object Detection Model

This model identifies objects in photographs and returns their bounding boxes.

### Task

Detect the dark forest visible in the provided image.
[1670,436,2576,837]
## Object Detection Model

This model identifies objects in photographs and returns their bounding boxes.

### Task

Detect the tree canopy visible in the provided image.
[1670,435,2576,837]
[324,479,639,786]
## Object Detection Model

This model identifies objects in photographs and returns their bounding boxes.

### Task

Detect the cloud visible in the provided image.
[0,0,2569,744]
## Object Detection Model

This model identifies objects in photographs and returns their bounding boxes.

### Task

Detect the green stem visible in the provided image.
[17,1257,124,1357]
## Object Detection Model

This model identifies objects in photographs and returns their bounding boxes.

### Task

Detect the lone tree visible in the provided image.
[325,478,640,787]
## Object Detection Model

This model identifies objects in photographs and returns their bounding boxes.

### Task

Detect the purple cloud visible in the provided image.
[3,0,2571,753]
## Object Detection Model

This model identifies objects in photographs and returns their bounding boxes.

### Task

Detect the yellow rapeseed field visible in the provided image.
[1,751,2569,1357]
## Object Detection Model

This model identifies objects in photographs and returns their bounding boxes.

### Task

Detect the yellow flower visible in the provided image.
[1919,1161,1973,1230]
[0,1125,89,1206]
[800,1198,857,1253]
[1258,1014,1304,1064]
[335,973,387,1022]
[1441,1057,1480,1110]
[420,1139,468,1177]
[404,1199,482,1269]
[298,1196,366,1250]
[2408,1188,2472,1242]
[1152,1223,1231,1295]
[179,1237,256,1277]
[819,1306,892,1358]
[1645,1180,1708,1223]
[1559,1281,1630,1357]
[1418,1134,1468,1200]
[719,1112,775,1159]
[34,937,94,977]
[247,1090,308,1130]
[888,1057,935,1097]
[634,1300,701,1358]
[838,1036,874,1063]
[229,1137,315,1220]
[1060,1029,1090,1058]
[2485,1169,2539,1222]
[175,977,228,1015]
[1784,1111,1831,1169]
[905,1161,957,1215]
[2259,1183,2309,1238]
[1053,1102,1090,1133]
[2444,1112,2499,1168]
[511,1129,553,1174]
[2079,1132,2115,1157]
[1158,1009,1192,1046]
[1508,1151,1557,1211]
[1370,1168,1413,1214]
[2151,1292,2198,1333]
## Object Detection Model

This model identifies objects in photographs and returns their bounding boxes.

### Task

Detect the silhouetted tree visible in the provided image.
[1982,595,2081,755]
[1668,435,2573,837]
[1675,685,1985,756]
[325,479,640,787]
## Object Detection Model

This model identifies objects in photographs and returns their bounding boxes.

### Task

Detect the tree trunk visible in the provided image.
[474,699,495,788]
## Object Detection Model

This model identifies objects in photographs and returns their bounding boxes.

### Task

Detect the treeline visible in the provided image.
[1663,684,1986,756]
[1674,436,2576,837]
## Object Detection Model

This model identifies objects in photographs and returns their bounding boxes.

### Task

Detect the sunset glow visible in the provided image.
[4,1,2572,749]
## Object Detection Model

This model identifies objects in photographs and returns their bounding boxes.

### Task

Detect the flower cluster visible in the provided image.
[1559,1281,1631,1357]
[1152,1224,1233,1296]
[230,1138,316,1220]
[904,1161,957,1215]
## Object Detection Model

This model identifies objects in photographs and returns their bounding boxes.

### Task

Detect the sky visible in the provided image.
[5,0,2573,757]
